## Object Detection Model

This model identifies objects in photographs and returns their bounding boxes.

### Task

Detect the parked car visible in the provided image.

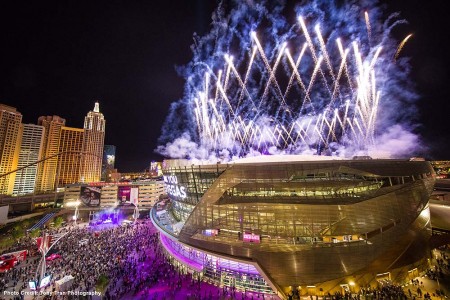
[45,253,61,261]
[0,255,18,272]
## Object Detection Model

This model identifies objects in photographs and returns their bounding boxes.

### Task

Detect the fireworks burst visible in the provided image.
[157,1,419,161]
[195,22,381,156]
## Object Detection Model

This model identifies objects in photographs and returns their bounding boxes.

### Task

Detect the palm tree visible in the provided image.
[54,217,64,228]
[96,274,109,295]
[11,225,24,241]
[29,228,41,238]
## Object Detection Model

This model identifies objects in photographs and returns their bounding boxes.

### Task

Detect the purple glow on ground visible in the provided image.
[160,234,203,272]
[88,222,121,232]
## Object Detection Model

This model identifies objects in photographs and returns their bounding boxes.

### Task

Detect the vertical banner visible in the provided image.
[118,186,131,206]
[37,236,53,252]
[130,187,139,207]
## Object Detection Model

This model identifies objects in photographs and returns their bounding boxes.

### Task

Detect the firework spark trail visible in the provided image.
[216,80,236,117]
[299,17,333,101]
[365,11,371,44]
[251,32,287,110]
[336,109,345,131]
[343,99,350,128]
[224,54,257,113]
[213,70,222,104]
[315,118,328,146]
[336,38,354,94]
[237,46,258,107]
[394,33,413,61]
[194,106,201,136]
[298,17,317,62]
[316,25,336,81]
[295,121,308,145]
[325,113,337,142]
[302,56,323,111]
[223,58,232,96]
[346,117,357,141]
[284,44,307,98]
[261,42,288,116]
[284,44,311,108]
[352,42,368,126]
[354,119,364,137]
[208,99,224,128]
[332,48,349,99]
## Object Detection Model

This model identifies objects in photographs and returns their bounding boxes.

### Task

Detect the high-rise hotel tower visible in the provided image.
[36,115,66,191]
[80,102,105,183]
[0,104,22,194]
[12,124,45,195]
[57,126,84,187]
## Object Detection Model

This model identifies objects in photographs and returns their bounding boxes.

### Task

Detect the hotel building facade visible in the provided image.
[36,115,66,192]
[0,104,22,194]
[57,126,84,187]
[12,124,45,195]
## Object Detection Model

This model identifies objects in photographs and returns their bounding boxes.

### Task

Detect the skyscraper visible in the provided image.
[13,124,45,195]
[36,115,66,192]
[57,126,84,187]
[0,104,22,194]
[80,102,105,183]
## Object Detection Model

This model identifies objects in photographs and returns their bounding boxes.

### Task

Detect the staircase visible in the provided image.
[28,212,56,231]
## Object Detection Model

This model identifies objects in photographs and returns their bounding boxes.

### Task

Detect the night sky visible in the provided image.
[0,1,448,171]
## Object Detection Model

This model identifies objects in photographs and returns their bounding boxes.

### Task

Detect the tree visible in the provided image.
[11,225,24,241]
[53,217,64,228]
[21,219,31,229]
[95,274,109,294]
[29,228,41,238]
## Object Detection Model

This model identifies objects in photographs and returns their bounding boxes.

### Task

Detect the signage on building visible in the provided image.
[80,186,101,207]
[203,229,219,236]
[130,187,139,206]
[243,232,260,243]
[118,186,131,205]
[163,175,187,199]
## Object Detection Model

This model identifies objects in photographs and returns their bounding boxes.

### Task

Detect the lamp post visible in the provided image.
[73,200,80,225]
[133,202,139,223]
[349,281,355,295]
[35,231,69,289]
[65,200,81,225]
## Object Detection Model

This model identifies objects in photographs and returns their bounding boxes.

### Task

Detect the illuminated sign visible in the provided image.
[203,229,219,236]
[163,175,187,199]
[243,232,260,243]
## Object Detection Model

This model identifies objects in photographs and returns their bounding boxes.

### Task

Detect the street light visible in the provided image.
[349,281,355,295]
[65,200,81,225]
[74,201,80,225]
[35,231,69,289]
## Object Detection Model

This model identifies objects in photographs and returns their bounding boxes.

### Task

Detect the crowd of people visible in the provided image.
[1,217,449,300]
[0,219,266,300]
[0,220,159,299]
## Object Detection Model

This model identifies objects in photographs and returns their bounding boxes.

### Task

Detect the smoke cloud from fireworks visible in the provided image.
[156,0,421,162]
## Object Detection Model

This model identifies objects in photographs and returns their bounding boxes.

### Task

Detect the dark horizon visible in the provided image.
[1,1,448,172]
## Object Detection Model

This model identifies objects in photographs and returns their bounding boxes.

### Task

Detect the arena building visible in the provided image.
[151,155,435,298]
